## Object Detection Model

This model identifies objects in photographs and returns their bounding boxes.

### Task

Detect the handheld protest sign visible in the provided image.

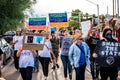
[22,32,48,50]
[95,41,120,67]
[49,13,68,28]
[28,18,47,30]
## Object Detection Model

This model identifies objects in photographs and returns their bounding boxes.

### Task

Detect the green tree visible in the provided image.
[85,13,89,19]
[92,14,97,18]
[0,0,36,34]
[100,14,105,22]
[69,9,83,29]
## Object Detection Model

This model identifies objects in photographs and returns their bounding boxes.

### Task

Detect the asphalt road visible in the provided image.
[1,58,92,80]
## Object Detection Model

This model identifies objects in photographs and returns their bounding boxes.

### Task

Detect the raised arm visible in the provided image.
[16,45,22,57]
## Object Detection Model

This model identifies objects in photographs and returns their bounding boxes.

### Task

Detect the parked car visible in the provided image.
[4,31,16,36]
[0,37,13,65]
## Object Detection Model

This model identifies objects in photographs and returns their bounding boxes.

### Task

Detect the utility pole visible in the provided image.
[107,6,109,18]
[117,0,119,18]
[115,0,117,17]
[78,12,81,30]
[86,0,100,34]
[97,4,100,33]
[113,0,115,17]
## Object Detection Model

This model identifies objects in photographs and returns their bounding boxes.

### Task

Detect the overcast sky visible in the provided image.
[30,0,119,17]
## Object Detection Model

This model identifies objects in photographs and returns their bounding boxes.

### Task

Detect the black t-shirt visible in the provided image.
[50,37,60,53]
[86,37,100,55]
[94,38,118,56]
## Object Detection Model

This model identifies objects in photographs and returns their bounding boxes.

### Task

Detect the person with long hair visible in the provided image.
[60,30,73,80]
[86,27,100,80]
[12,30,23,71]
[38,35,56,80]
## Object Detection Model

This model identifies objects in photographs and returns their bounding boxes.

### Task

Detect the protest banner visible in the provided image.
[81,20,91,38]
[28,18,47,30]
[61,37,73,55]
[22,32,48,50]
[49,13,68,27]
[95,41,120,67]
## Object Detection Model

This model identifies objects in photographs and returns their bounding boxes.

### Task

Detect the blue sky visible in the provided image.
[30,0,120,17]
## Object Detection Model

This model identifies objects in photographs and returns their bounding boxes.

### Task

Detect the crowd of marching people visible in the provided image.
[0,18,119,80]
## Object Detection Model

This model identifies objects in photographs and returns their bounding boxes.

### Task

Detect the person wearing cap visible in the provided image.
[69,37,90,80]
[93,28,118,80]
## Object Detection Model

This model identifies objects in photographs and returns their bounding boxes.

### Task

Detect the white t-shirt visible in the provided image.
[13,36,23,50]
[19,50,34,68]
[38,41,52,58]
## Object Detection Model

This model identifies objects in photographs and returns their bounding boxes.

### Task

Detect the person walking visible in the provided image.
[86,27,100,80]
[50,31,60,69]
[16,45,36,80]
[69,37,90,80]
[38,36,56,80]
[93,28,118,80]
[12,30,23,71]
[60,30,73,80]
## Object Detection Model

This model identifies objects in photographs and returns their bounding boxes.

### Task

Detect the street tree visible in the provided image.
[69,9,83,29]
[0,0,36,35]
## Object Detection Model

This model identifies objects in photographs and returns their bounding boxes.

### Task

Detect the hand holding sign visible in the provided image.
[95,41,120,67]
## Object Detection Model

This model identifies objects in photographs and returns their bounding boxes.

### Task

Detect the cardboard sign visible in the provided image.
[28,18,47,30]
[49,13,68,27]
[95,41,120,67]
[22,32,48,50]
[61,37,73,55]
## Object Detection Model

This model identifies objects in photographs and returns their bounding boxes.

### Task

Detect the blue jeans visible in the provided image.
[75,63,86,80]
[61,55,72,79]
[20,66,33,80]
[34,56,39,69]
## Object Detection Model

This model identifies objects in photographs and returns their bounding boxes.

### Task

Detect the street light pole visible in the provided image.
[97,4,100,33]
[117,0,119,18]
[113,0,115,17]
[78,12,81,30]
[86,0,100,33]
